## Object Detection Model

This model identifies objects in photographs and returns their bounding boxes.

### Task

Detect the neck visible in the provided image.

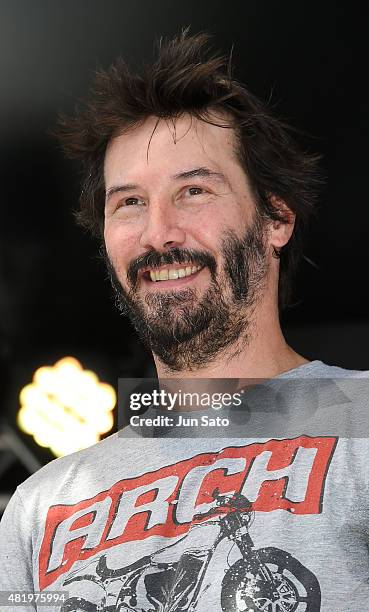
[153,297,309,381]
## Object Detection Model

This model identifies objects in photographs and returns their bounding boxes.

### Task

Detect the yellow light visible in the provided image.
[18,357,116,457]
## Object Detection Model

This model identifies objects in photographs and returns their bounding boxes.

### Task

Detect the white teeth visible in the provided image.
[148,265,202,282]
[159,269,169,281]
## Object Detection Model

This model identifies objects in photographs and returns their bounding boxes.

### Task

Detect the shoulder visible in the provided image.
[286,359,369,379]
[314,361,369,378]
[15,430,130,500]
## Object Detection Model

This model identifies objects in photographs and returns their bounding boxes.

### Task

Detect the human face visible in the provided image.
[103,114,270,370]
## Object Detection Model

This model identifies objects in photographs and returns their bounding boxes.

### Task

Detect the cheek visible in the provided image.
[104,224,138,270]
[190,208,244,246]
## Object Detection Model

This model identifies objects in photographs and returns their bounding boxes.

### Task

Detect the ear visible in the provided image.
[268,195,295,249]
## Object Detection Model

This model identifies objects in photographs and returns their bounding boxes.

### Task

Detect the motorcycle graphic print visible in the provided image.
[60,489,321,611]
[37,437,336,611]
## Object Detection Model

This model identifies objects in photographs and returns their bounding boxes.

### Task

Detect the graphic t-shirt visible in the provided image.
[1,360,369,612]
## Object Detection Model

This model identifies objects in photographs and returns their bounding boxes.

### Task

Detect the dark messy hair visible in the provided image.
[55,29,322,312]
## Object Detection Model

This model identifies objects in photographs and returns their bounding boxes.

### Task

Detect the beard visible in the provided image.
[103,215,269,372]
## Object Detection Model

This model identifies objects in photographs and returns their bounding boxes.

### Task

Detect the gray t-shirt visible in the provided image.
[1,360,369,611]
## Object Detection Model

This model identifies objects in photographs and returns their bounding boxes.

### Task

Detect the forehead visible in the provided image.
[104,114,242,185]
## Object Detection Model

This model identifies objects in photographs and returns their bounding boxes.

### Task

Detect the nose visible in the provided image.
[139,200,186,251]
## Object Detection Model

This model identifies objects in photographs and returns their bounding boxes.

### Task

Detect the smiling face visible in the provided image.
[103,114,273,371]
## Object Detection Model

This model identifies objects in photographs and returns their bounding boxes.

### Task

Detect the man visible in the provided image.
[1,31,368,612]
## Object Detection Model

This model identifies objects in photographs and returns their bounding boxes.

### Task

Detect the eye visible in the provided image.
[124,197,145,206]
[186,187,205,196]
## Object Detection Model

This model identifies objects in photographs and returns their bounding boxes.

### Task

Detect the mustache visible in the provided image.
[126,247,217,288]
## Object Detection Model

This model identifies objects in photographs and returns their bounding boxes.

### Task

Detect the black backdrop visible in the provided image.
[0,0,368,476]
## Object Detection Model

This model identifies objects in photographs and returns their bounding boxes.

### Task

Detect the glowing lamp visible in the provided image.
[17,357,116,457]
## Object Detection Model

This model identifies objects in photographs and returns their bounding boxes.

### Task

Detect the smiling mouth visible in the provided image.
[142,265,203,283]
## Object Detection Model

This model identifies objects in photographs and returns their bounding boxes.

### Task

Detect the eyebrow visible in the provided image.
[105,183,140,201]
[172,166,229,184]
[105,166,229,201]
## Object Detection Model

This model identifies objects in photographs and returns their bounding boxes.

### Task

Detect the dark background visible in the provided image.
[0,0,368,492]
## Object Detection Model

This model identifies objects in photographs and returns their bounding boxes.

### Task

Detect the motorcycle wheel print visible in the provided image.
[221,547,321,612]
[60,597,98,612]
